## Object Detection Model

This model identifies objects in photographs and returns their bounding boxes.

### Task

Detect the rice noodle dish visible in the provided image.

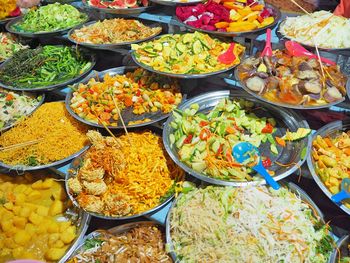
[169,185,334,263]
[280,11,350,49]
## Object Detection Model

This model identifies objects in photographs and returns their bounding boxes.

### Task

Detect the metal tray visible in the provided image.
[234,63,348,110]
[165,182,336,263]
[330,235,350,263]
[150,0,203,6]
[0,88,45,132]
[66,128,179,220]
[65,66,184,129]
[163,90,310,187]
[0,45,96,92]
[277,19,350,52]
[82,0,155,15]
[0,15,19,26]
[0,169,91,263]
[5,13,89,38]
[174,3,281,37]
[67,20,162,50]
[131,34,245,79]
[307,120,350,216]
[65,221,168,261]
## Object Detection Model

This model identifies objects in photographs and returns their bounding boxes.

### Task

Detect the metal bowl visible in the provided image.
[277,19,350,52]
[307,120,350,216]
[329,235,350,263]
[0,45,96,92]
[165,182,335,262]
[65,221,169,261]
[234,63,348,110]
[0,88,45,132]
[65,66,184,129]
[150,0,203,6]
[81,0,155,15]
[66,128,180,220]
[67,20,162,51]
[174,3,281,37]
[131,34,245,79]
[163,90,310,187]
[5,12,89,38]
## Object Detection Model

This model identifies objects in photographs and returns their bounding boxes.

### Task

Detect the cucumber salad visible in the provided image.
[169,98,310,181]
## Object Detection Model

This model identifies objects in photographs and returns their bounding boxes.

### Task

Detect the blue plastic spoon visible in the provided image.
[232,142,280,190]
[331,178,350,203]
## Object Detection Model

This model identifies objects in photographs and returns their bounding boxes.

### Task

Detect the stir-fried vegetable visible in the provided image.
[170,185,335,263]
[70,68,182,126]
[11,3,87,33]
[169,98,278,181]
[0,45,93,89]
[0,33,28,62]
[312,132,350,208]
[131,32,245,75]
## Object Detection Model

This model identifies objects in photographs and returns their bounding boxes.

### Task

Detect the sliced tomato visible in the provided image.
[261,123,273,133]
[183,134,193,144]
[199,128,211,140]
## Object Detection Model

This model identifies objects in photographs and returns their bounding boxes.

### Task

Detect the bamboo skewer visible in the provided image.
[289,0,311,15]
[0,138,44,152]
[313,38,326,80]
[112,96,131,143]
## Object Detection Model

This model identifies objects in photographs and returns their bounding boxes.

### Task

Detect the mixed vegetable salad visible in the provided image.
[69,68,182,126]
[0,33,28,62]
[176,0,275,33]
[169,185,335,262]
[0,45,93,89]
[169,98,310,181]
[11,3,87,33]
[0,89,42,130]
[131,32,245,75]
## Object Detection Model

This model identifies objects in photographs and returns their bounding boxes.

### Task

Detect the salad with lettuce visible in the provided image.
[11,3,88,33]
[0,33,28,62]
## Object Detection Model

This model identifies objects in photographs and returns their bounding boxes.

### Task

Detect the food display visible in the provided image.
[0,45,94,90]
[0,102,89,168]
[0,33,28,62]
[279,11,350,49]
[0,0,20,21]
[132,32,245,75]
[0,172,85,262]
[176,0,276,33]
[67,223,171,262]
[70,19,162,46]
[168,185,335,262]
[67,131,184,217]
[311,132,350,209]
[9,3,87,33]
[0,88,43,130]
[69,67,182,127]
[236,50,347,107]
[85,0,149,9]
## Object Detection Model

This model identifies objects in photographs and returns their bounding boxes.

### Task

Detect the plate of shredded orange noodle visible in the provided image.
[0,101,90,171]
[66,129,185,219]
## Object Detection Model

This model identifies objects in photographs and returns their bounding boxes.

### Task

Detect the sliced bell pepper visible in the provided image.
[261,123,274,133]
[251,4,264,11]
[215,22,230,29]
[275,136,286,147]
[216,144,224,157]
[199,120,209,127]
[199,128,211,140]
[226,126,236,134]
[184,134,193,144]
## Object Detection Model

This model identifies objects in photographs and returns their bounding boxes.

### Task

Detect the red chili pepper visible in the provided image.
[262,157,272,168]
[216,144,223,157]
[135,90,141,96]
[199,121,209,127]
[199,129,211,140]
[261,123,274,133]
[183,134,193,144]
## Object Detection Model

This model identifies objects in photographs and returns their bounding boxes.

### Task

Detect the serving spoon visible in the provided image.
[232,142,280,190]
[331,178,350,203]
[260,28,272,57]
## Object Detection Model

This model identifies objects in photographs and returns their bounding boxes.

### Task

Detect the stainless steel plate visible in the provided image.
[165,182,335,262]
[131,34,245,79]
[65,66,184,129]
[0,15,18,26]
[81,0,154,15]
[0,45,96,92]
[65,221,168,261]
[277,19,350,52]
[234,64,348,110]
[5,13,89,38]
[175,3,281,37]
[329,235,350,263]
[0,88,45,132]
[67,20,162,50]
[307,120,350,216]
[150,0,203,6]
[163,90,310,187]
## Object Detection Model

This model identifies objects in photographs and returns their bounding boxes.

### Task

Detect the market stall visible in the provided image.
[1,0,350,262]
